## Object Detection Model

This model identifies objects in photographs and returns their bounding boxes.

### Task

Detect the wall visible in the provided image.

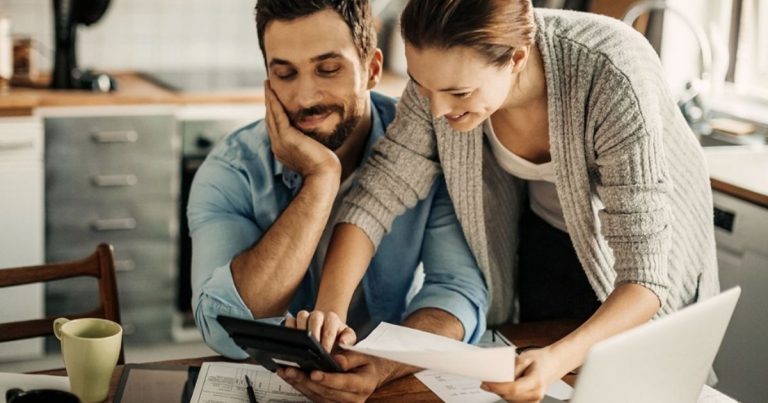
[0,0,263,72]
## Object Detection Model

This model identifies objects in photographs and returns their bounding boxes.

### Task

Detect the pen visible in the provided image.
[245,374,259,403]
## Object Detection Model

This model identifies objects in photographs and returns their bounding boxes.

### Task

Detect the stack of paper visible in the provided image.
[342,322,518,382]
[189,362,309,403]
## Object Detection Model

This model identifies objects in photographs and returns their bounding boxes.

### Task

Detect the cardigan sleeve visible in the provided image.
[338,81,442,248]
[591,54,673,303]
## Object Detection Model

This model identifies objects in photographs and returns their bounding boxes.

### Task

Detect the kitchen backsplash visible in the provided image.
[0,0,264,72]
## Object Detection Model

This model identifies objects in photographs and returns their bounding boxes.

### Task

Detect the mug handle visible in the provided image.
[53,317,70,340]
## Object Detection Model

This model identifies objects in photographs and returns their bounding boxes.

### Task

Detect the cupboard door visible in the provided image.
[0,160,44,359]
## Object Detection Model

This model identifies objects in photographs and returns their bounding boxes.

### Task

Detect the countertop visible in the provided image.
[0,71,409,116]
[705,147,768,208]
[4,73,765,208]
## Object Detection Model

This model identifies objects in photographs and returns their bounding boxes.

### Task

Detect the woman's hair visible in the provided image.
[255,0,376,63]
[400,0,536,67]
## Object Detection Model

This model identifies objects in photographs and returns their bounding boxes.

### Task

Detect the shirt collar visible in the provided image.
[275,92,385,190]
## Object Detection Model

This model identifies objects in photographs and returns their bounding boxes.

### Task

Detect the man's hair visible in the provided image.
[401,0,536,67]
[255,0,377,63]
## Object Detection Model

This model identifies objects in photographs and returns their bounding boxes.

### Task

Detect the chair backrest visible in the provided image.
[0,243,124,364]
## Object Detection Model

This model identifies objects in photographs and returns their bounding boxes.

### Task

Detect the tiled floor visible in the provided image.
[0,341,217,373]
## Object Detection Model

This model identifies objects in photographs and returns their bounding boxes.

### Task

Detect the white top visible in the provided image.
[484,120,568,232]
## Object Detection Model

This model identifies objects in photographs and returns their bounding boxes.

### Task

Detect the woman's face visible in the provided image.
[405,44,514,132]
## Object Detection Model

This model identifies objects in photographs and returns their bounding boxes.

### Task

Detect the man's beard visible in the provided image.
[289,103,361,151]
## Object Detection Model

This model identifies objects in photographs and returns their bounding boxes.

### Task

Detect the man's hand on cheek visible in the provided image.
[278,351,396,403]
[264,80,341,180]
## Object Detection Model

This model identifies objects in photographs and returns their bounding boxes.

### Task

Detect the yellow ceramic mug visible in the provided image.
[53,317,122,403]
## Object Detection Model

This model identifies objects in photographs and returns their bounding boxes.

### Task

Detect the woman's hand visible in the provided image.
[285,310,357,353]
[481,347,566,403]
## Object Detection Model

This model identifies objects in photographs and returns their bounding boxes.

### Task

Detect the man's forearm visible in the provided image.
[378,308,466,384]
[231,174,339,318]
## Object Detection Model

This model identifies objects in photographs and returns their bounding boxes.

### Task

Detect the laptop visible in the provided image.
[544,287,741,403]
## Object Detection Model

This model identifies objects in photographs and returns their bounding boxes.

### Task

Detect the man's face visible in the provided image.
[264,9,370,150]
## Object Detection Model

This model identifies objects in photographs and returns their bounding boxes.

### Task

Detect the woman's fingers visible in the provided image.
[338,325,357,346]
[307,311,328,349]
[295,310,311,330]
[288,310,352,353]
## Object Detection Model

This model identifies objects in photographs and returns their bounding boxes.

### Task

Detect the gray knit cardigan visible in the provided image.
[339,9,719,325]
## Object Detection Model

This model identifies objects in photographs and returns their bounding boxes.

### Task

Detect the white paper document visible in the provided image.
[413,329,573,403]
[342,323,517,382]
[189,362,309,403]
[0,372,70,403]
[415,370,574,403]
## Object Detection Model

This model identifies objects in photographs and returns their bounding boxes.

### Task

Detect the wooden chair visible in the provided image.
[0,243,125,364]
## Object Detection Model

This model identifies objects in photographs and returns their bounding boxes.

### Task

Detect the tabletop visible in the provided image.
[40,320,582,402]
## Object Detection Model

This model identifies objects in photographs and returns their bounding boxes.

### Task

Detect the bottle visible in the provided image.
[0,11,12,90]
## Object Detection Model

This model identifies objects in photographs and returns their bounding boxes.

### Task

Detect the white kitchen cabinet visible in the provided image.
[0,116,45,360]
[712,190,768,403]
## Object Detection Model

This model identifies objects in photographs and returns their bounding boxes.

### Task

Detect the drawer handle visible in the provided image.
[115,259,136,272]
[91,130,139,143]
[0,140,35,151]
[91,218,137,232]
[91,174,138,187]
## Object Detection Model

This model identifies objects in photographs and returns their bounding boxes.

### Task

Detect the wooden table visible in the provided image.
[41,320,581,402]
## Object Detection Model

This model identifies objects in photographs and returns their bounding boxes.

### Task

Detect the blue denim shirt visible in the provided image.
[188,92,488,359]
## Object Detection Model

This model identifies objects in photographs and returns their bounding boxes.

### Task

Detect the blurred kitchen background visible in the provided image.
[2,0,263,73]
[0,1,766,402]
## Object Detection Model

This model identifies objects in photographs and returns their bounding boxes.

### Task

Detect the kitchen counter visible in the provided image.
[0,71,409,116]
[1,73,175,115]
[11,73,763,208]
[705,147,768,208]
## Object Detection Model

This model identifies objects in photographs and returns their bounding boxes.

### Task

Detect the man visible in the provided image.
[187,0,487,401]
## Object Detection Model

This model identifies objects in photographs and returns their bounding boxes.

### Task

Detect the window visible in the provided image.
[731,0,768,97]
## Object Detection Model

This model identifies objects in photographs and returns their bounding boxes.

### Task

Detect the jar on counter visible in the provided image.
[12,36,37,83]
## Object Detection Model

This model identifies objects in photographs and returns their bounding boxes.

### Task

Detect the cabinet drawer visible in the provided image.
[45,115,177,164]
[46,278,172,311]
[47,200,176,246]
[46,159,176,200]
[47,239,174,275]
[120,304,174,344]
[45,287,173,345]
[48,241,175,301]
[46,240,175,311]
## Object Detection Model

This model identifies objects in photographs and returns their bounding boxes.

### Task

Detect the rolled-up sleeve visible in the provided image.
[194,260,285,359]
[403,178,488,344]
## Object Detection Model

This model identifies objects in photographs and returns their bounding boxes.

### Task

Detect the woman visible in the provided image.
[305,0,719,401]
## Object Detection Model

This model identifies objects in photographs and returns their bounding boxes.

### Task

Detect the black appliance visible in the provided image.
[52,0,117,91]
[177,115,261,329]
